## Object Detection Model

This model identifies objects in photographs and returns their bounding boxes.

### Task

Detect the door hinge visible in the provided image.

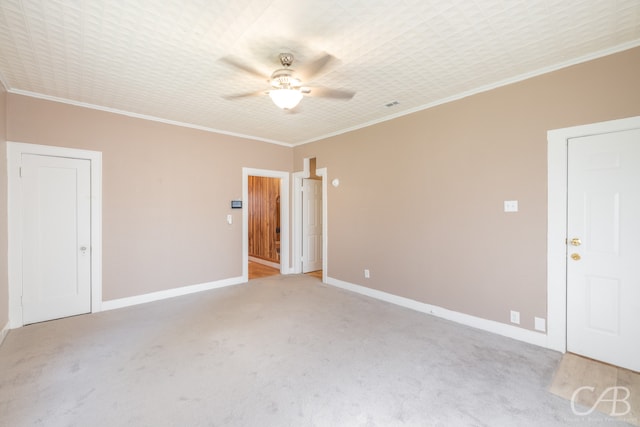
[19,166,22,178]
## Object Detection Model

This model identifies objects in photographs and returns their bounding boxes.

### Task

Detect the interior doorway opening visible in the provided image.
[248,175,281,278]
[242,168,289,282]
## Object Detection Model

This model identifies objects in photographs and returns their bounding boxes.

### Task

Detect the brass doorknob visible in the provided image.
[570,238,582,246]
[571,253,581,261]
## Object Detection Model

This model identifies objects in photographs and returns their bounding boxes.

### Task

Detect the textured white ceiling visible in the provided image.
[0,0,639,145]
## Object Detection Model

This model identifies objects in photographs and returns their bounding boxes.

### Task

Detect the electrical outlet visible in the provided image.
[510,310,520,325]
[364,269,370,279]
[534,317,546,332]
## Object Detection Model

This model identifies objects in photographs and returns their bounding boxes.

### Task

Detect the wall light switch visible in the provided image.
[504,200,518,212]
[510,310,520,324]
[226,214,233,225]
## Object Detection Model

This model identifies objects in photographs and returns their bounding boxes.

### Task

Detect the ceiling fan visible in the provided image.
[221,52,355,110]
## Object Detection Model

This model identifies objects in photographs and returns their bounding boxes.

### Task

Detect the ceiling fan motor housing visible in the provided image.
[269,67,301,89]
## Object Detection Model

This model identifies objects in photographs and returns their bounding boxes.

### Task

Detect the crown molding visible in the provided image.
[5,39,639,148]
[7,89,292,147]
[292,40,640,147]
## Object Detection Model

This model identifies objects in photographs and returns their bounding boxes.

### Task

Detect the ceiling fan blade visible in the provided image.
[222,90,267,100]
[305,86,355,100]
[297,53,336,81]
[219,57,266,80]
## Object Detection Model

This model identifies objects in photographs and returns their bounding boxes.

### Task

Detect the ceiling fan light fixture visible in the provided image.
[269,88,303,110]
[222,51,354,110]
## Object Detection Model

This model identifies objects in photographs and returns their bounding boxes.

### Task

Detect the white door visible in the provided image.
[21,154,92,324]
[566,128,640,372]
[302,178,322,273]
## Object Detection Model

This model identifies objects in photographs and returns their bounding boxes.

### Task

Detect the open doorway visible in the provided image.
[248,175,281,279]
[242,168,290,282]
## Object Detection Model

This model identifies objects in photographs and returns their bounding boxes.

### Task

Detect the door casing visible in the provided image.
[7,142,103,328]
[547,116,640,352]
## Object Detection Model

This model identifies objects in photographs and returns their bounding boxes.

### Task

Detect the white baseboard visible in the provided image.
[325,277,548,349]
[101,276,245,311]
[0,321,9,346]
[248,256,281,269]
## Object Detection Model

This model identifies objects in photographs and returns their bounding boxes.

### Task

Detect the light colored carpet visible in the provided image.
[0,274,633,426]
[550,353,639,426]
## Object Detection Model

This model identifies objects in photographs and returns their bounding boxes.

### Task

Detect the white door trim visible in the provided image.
[7,142,103,328]
[292,168,327,282]
[242,168,290,281]
[546,116,640,352]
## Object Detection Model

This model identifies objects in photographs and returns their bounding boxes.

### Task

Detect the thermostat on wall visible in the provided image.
[231,200,242,209]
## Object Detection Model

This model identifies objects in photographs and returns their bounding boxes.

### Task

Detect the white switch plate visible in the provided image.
[510,310,520,324]
[504,200,518,212]
[226,214,233,225]
[364,269,370,278]
[534,317,546,332]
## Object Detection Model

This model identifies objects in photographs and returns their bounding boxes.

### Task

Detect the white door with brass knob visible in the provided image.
[567,128,640,372]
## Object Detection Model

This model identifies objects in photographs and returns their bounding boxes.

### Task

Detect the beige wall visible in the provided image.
[294,47,640,331]
[0,85,7,328]
[6,94,293,301]
[2,47,638,332]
